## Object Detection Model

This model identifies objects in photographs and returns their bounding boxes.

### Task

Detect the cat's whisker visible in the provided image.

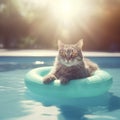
[65,59,68,63]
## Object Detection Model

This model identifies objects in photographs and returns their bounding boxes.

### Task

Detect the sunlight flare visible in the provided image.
[51,0,74,20]
[50,0,98,24]
[20,0,104,41]
[21,0,102,25]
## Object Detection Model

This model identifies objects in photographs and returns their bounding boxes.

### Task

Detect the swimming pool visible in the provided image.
[0,56,120,120]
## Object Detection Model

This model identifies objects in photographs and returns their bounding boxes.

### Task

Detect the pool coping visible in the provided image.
[0,49,120,57]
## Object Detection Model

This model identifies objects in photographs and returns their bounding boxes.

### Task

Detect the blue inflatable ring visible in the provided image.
[25,66,113,98]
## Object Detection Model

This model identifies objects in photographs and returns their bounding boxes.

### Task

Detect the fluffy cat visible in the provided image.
[43,39,99,84]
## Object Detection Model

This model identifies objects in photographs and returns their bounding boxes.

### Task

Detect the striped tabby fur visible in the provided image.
[43,39,99,84]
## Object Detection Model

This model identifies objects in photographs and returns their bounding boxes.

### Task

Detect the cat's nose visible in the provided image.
[67,56,71,60]
[65,59,71,63]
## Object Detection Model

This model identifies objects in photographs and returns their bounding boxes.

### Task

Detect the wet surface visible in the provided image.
[0,56,120,120]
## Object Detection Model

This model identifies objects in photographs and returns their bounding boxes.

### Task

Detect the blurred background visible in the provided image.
[0,0,120,51]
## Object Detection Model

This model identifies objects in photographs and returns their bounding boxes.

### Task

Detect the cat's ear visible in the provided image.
[58,40,64,49]
[75,39,83,49]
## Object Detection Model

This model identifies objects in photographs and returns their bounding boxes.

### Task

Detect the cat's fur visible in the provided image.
[43,39,99,84]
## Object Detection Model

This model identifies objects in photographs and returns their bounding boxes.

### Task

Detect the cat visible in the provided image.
[43,39,99,84]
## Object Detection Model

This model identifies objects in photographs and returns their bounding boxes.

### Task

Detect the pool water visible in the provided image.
[0,56,120,120]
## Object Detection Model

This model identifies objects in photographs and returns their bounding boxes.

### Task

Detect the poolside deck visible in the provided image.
[0,49,120,57]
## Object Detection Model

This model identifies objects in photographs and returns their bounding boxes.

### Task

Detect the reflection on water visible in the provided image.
[0,57,120,120]
[26,89,120,120]
[0,56,54,72]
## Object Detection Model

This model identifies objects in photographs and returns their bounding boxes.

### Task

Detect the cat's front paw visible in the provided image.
[60,77,69,85]
[43,75,55,84]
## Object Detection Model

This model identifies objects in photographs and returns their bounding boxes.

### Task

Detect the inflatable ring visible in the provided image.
[25,66,113,98]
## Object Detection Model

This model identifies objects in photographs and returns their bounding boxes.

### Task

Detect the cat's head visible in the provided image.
[57,39,84,67]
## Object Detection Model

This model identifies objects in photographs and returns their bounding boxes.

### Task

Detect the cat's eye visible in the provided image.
[59,50,66,57]
[71,52,77,58]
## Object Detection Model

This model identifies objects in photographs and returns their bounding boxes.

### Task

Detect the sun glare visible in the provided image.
[50,0,96,24]
[22,0,102,40]
[55,0,73,19]
[50,0,77,23]
[23,0,99,24]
